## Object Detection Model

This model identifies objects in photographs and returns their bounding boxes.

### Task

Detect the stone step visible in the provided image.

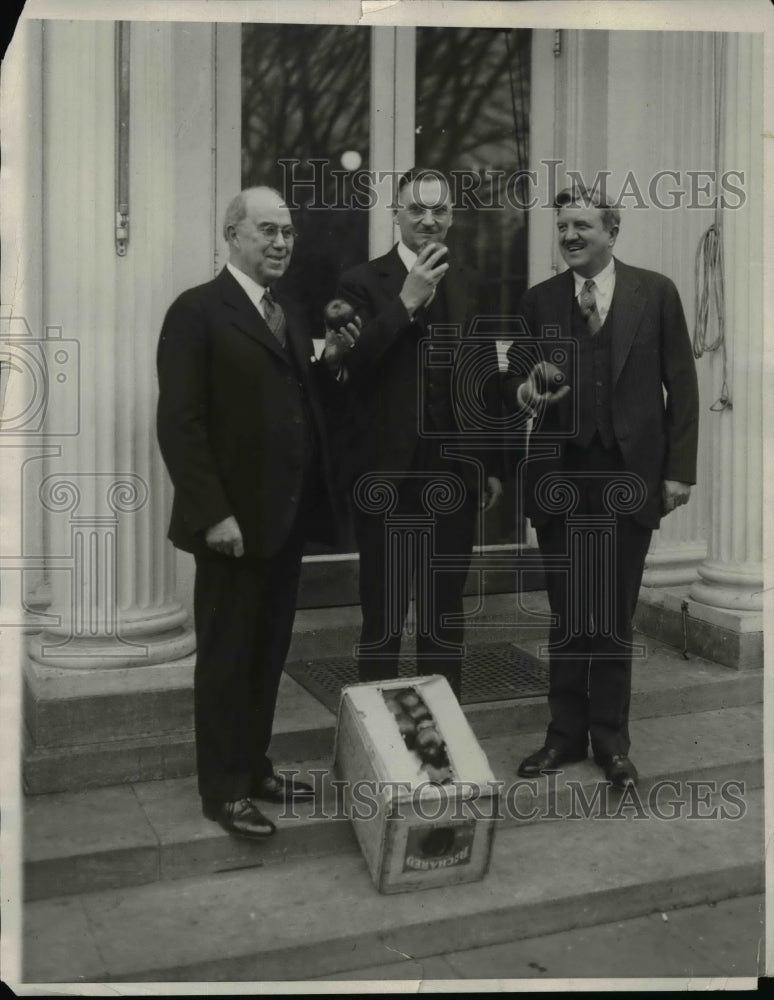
[24,703,763,902]
[22,785,764,983]
[295,547,544,609]
[23,594,545,751]
[23,630,763,794]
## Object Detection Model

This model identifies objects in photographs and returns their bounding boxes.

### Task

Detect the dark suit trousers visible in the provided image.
[353,439,476,700]
[193,513,307,801]
[536,438,652,761]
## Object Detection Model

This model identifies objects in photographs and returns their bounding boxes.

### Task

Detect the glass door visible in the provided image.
[220,21,540,604]
[241,23,371,335]
[237,22,375,604]
[414,26,532,552]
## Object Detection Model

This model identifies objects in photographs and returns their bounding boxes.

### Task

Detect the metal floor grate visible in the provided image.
[284,642,548,712]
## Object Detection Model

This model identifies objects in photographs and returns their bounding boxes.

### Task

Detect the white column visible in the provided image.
[0,20,56,627]
[689,34,764,613]
[633,32,715,586]
[602,30,719,588]
[28,21,195,669]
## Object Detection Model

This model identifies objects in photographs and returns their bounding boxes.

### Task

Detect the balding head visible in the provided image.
[224,186,295,286]
[222,187,285,241]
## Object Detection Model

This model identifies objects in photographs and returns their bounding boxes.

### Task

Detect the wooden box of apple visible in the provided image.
[333,674,499,893]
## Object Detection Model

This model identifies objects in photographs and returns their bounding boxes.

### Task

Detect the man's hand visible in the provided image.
[399,242,449,315]
[205,515,244,557]
[481,476,504,513]
[323,319,360,377]
[517,362,571,414]
[662,480,691,516]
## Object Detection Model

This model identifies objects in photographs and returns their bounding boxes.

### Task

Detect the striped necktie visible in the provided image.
[262,286,287,348]
[579,278,602,335]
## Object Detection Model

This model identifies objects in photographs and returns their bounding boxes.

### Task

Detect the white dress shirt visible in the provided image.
[226,261,270,319]
[396,239,418,273]
[573,257,616,323]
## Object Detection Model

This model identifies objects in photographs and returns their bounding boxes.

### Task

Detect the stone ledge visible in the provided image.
[22,790,764,983]
[635,587,763,671]
[23,704,764,901]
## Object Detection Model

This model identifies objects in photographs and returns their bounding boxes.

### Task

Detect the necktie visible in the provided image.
[262,287,287,348]
[579,278,602,335]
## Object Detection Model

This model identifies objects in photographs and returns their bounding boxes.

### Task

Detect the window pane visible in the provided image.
[242,24,371,333]
[415,27,531,316]
[416,28,531,546]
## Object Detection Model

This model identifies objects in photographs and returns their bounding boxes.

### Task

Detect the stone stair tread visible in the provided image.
[23,608,763,794]
[24,703,763,901]
[23,786,764,983]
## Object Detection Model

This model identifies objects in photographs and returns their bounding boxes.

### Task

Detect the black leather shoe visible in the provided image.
[517,745,587,778]
[202,798,276,839]
[602,755,639,790]
[251,774,315,804]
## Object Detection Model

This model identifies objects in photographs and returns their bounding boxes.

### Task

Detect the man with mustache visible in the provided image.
[157,186,357,838]
[336,168,503,699]
[504,183,699,789]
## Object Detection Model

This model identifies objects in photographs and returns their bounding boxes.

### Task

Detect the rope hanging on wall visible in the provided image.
[692,34,731,411]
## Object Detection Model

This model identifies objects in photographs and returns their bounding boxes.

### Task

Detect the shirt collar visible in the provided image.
[573,256,616,296]
[396,240,418,273]
[227,261,268,304]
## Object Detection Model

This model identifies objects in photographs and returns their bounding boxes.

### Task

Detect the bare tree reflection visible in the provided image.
[241,24,531,545]
[243,24,371,331]
[416,27,531,316]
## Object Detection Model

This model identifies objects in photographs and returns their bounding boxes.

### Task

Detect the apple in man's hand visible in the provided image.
[324,299,356,332]
[533,361,565,395]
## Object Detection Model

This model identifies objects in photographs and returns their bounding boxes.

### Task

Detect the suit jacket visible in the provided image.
[336,245,503,489]
[156,267,340,558]
[503,259,699,529]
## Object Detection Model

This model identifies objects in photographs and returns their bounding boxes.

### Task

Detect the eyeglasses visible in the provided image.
[256,223,298,241]
[403,205,451,220]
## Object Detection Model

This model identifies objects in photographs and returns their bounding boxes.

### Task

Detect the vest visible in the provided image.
[571,295,615,449]
[419,284,456,434]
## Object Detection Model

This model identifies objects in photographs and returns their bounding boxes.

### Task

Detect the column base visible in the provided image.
[27,613,196,670]
[635,585,762,671]
[641,541,706,588]
[688,560,764,612]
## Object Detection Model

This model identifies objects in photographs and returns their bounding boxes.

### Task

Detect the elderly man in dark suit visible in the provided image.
[504,183,699,789]
[157,186,357,838]
[336,168,503,700]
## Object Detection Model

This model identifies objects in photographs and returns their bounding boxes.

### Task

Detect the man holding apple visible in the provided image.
[157,186,358,838]
[336,168,503,699]
[504,183,699,789]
